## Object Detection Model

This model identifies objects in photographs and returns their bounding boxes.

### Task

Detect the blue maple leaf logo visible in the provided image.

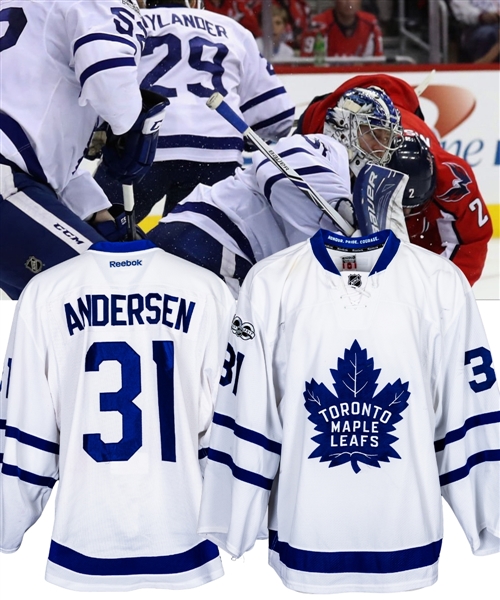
[304,340,410,474]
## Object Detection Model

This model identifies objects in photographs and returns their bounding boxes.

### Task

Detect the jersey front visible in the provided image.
[0,240,235,591]
[139,6,295,164]
[198,230,500,593]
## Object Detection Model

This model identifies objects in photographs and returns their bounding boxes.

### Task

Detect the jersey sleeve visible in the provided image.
[435,283,500,555]
[238,32,295,142]
[63,0,143,134]
[198,275,282,557]
[0,298,59,553]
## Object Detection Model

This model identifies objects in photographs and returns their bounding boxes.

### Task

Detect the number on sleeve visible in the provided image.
[219,342,244,395]
[465,346,497,393]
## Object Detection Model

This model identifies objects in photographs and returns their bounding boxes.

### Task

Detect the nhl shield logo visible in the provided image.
[25,256,44,274]
[304,340,410,474]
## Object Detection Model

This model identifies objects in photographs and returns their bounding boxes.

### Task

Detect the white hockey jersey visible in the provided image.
[0,240,235,591]
[161,134,352,264]
[0,0,144,218]
[198,229,500,593]
[139,5,295,163]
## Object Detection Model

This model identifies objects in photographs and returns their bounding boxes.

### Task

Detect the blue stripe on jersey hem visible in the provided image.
[268,530,442,574]
[207,448,274,490]
[240,87,287,113]
[48,539,219,576]
[5,426,59,454]
[213,412,281,455]
[90,240,156,253]
[0,113,48,184]
[439,449,500,486]
[171,202,256,263]
[1,462,57,488]
[435,411,500,452]
[80,57,136,87]
[157,135,243,151]
[253,108,295,132]
[73,33,138,55]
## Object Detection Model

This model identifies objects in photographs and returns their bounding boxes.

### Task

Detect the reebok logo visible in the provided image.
[109,259,143,268]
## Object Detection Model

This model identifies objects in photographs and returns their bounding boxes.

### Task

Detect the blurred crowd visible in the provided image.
[204,0,500,63]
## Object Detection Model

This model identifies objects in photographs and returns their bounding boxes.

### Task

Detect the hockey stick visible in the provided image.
[122,184,137,241]
[206,93,355,237]
[414,69,436,97]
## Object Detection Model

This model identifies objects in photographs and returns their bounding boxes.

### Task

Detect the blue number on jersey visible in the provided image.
[465,347,497,393]
[140,33,228,98]
[219,342,244,395]
[83,340,176,462]
[0,8,27,52]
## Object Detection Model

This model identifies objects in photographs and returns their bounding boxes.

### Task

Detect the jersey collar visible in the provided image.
[89,240,156,253]
[310,229,401,276]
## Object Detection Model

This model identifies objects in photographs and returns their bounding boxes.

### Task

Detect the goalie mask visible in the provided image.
[387,131,436,210]
[324,86,404,175]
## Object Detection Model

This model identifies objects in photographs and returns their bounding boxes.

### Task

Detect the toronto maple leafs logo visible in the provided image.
[436,162,472,202]
[304,340,410,474]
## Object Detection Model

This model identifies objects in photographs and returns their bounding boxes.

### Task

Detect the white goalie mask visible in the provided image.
[324,86,404,176]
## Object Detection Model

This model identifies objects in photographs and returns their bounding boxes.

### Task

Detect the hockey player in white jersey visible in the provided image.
[198,229,500,593]
[94,0,295,219]
[0,0,168,299]
[0,239,235,590]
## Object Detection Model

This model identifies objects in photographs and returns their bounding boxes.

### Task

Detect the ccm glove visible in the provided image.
[102,89,169,185]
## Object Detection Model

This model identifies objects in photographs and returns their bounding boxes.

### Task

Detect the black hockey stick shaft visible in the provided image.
[206,92,355,237]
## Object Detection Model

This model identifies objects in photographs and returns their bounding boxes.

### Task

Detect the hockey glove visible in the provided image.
[352,164,409,242]
[89,205,145,242]
[102,89,169,185]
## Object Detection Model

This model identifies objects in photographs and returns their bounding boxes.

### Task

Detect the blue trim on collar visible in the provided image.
[89,240,156,253]
[310,229,400,276]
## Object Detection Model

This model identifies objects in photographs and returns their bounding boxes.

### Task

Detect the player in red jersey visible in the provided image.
[296,73,493,286]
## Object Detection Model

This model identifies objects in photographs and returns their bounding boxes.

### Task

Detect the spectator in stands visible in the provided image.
[449,0,500,63]
[253,0,311,50]
[256,5,296,61]
[204,0,261,36]
[307,0,384,58]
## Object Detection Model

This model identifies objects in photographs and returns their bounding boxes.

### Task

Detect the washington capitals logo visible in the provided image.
[437,162,472,202]
[304,340,410,474]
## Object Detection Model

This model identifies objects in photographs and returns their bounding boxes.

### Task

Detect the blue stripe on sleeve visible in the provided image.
[6,426,59,454]
[240,87,287,113]
[439,449,500,486]
[80,57,136,88]
[170,202,256,263]
[48,539,219,576]
[207,448,274,490]
[198,448,208,460]
[73,33,138,55]
[2,462,57,488]
[434,411,500,452]
[269,530,442,574]
[252,108,295,133]
[0,419,6,429]
[255,147,314,175]
[264,165,334,203]
[213,412,281,455]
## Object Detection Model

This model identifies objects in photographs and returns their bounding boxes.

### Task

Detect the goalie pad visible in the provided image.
[352,164,409,242]
[102,89,169,185]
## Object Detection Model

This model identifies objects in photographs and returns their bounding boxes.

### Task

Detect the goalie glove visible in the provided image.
[352,164,409,242]
[102,89,169,185]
